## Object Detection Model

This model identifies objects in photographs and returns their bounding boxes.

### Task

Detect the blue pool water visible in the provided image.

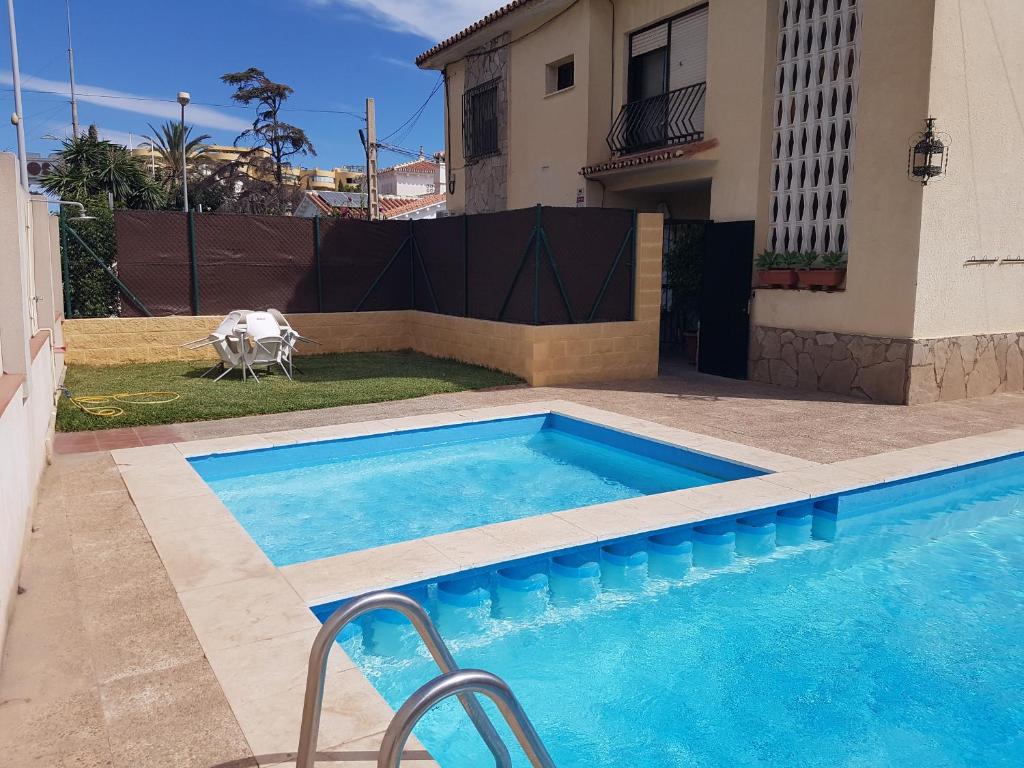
[189,414,761,566]
[338,463,1024,767]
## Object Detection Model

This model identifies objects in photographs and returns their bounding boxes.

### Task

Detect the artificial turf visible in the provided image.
[57,351,522,432]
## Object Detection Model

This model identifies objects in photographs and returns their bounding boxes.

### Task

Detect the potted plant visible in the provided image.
[797,251,847,290]
[756,250,797,288]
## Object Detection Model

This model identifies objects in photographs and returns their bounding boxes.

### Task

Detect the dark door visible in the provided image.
[697,220,754,379]
[626,48,668,149]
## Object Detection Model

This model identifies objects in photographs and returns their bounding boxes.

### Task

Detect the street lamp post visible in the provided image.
[6,0,29,191]
[177,91,190,212]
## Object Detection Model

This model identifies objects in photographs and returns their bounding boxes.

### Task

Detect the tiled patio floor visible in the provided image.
[4,368,1024,767]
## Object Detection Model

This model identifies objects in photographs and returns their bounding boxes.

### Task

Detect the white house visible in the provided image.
[378,152,446,197]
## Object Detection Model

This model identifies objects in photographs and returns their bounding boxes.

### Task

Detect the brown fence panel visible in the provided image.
[411,216,466,315]
[114,211,191,316]
[465,208,537,323]
[195,214,317,315]
[541,207,634,323]
[319,218,411,312]
[111,206,636,322]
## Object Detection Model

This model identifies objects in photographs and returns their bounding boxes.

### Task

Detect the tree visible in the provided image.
[40,125,165,209]
[220,67,315,213]
[143,121,211,185]
[60,195,120,318]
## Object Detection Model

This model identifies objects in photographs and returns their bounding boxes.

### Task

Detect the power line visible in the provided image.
[380,74,443,144]
[0,86,366,119]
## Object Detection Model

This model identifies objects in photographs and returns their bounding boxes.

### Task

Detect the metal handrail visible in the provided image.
[295,590,512,768]
[606,82,707,155]
[378,669,557,768]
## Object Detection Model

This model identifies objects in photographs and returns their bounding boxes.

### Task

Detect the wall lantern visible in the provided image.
[447,170,457,195]
[908,117,949,185]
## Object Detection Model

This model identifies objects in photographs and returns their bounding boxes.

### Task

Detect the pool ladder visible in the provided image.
[296,590,557,768]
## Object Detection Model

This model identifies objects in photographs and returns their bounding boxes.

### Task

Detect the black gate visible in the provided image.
[697,220,754,379]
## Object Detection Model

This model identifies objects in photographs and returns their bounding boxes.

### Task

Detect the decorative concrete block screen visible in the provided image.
[768,0,860,253]
[111,206,636,324]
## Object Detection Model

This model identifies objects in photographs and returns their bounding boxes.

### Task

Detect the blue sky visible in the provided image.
[0,0,495,168]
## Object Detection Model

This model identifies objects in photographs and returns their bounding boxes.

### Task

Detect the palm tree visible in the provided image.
[144,121,212,182]
[41,125,164,209]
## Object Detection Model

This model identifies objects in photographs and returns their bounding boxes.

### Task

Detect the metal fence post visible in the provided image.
[313,216,323,312]
[409,219,416,309]
[187,210,200,315]
[629,209,637,321]
[58,213,73,318]
[463,213,469,317]
[533,204,542,325]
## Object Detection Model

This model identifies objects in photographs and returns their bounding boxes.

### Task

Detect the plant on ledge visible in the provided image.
[755,249,797,288]
[797,251,847,291]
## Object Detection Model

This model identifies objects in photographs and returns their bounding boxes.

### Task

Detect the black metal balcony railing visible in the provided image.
[606,82,707,155]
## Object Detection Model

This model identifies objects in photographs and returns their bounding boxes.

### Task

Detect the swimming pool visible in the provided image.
[189,412,764,565]
[327,454,1024,767]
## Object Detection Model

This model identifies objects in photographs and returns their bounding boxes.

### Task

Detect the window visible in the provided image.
[612,5,708,152]
[463,79,500,160]
[546,56,575,94]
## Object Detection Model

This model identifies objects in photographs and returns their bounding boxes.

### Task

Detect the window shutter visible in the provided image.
[630,22,668,57]
[669,8,708,91]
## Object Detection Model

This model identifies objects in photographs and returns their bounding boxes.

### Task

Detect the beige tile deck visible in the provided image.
[151,519,277,592]
[281,539,459,605]
[5,371,1024,767]
[178,573,320,653]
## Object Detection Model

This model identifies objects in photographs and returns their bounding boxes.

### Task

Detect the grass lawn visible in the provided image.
[57,351,522,432]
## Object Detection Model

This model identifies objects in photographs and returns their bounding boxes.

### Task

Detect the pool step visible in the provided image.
[359,506,836,653]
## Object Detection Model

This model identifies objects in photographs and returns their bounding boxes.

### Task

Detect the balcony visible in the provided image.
[606,82,707,156]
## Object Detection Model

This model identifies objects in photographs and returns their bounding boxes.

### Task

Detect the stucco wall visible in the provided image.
[911,0,1024,339]
[444,61,468,214]
[506,0,591,209]
[1,338,56,665]
[63,214,664,387]
[752,0,934,340]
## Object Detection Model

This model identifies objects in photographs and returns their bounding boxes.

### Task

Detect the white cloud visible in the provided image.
[309,0,496,42]
[373,54,419,70]
[41,121,162,150]
[1,72,249,132]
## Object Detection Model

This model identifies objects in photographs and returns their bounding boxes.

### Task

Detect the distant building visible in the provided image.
[294,190,447,220]
[24,153,60,189]
[378,151,446,197]
[131,143,365,192]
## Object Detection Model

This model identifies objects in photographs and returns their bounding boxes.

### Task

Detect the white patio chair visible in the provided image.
[182,309,251,380]
[240,311,291,382]
[267,308,319,376]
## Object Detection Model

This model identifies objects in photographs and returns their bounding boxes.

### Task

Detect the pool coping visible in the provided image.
[109,402,1024,766]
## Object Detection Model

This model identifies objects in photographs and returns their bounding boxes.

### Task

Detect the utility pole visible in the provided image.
[65,0,79,137]
[366,97,379,221]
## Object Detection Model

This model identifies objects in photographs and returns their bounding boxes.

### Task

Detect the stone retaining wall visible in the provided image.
[750,325,1024,404]
[750,326,910,403]
[907,333,1024,404]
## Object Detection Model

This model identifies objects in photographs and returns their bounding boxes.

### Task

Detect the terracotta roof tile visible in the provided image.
[379,158,439,175]
[416,0,538,65]
[378,192,447,218]
[580,138,719,177]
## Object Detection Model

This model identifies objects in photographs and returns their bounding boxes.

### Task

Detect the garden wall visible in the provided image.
[62,214,663,387]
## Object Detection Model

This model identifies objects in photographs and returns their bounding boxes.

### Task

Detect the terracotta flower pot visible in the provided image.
[758,268,798,288]
[797,268,846,291]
